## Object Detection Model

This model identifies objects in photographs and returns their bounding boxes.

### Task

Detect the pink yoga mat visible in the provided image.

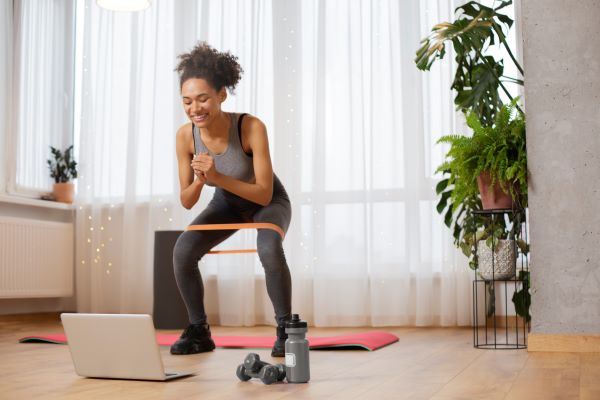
[20,331,398,351]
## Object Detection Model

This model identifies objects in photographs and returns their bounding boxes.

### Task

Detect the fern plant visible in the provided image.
[439,98,527,207]
[435,98,528,268]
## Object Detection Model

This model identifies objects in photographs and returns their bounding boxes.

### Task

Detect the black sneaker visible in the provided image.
[170,323,216,355]
[271,324,287,357]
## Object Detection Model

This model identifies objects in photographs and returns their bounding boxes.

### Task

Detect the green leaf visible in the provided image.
[47,145,78,183]
[435,178,449,195]
[444,206,454,228]
[460,243,472,257]
[516,239,529,254]
[437,190,452,214]
[512,285,531,322]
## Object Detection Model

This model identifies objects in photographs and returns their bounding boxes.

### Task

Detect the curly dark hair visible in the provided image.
[175,42,243,92]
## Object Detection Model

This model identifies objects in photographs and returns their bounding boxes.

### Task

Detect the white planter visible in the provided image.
[477,239,516,280]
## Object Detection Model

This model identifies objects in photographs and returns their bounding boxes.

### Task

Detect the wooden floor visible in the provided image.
[1,313,598,400]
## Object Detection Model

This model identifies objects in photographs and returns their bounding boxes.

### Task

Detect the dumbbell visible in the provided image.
[236,353,286,385]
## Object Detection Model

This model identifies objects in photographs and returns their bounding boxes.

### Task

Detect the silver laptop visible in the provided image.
[61,313,193,381]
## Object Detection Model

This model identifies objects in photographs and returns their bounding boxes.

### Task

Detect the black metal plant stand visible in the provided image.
[471,209,530,349]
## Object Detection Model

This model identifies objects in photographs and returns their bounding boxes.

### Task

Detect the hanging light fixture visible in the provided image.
[96,0,152,12]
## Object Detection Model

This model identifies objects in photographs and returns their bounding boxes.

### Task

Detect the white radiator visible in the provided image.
[0,216,74,298]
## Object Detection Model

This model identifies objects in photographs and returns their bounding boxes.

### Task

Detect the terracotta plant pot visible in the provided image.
[476,171,515,210]
[53,182,75,204]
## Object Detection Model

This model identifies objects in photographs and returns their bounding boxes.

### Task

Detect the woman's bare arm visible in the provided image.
[176,124,206,209]
[195,116,274,206]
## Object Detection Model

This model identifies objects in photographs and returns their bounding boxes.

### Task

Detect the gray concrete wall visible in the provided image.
[521,1,600,334]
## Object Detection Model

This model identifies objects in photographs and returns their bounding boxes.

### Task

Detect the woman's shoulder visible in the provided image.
[239,113,266,134]
[175,122,193,140]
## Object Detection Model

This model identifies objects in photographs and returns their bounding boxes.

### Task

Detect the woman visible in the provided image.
[170,42,292,357]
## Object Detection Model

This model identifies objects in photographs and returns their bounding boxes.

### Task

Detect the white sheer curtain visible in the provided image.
[9,0,75,194]
[0,1,11,193]
[75,0,181,313]
[75,0,471,327]
[280,0,471,326]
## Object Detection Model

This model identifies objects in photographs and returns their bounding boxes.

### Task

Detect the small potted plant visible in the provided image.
[435,99,529,321]
[47,145,78,203]
[437,97,527,212]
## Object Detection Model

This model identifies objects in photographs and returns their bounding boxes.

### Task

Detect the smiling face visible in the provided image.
[181,78,227,128]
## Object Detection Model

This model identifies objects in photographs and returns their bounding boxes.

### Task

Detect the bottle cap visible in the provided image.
[286,313,307,328]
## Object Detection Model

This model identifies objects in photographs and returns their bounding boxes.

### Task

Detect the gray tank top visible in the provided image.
[192,112,255,187]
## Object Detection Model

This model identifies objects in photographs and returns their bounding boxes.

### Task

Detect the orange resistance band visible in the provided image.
[185,223,285,255]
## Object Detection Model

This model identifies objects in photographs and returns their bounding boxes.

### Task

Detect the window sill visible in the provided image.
[0,194,74,210]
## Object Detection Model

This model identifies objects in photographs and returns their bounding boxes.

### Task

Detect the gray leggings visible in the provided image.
[173,178,292,326]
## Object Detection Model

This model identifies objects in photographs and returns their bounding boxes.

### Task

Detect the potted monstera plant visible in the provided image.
[416,0,530,322]
[47,145,78,203]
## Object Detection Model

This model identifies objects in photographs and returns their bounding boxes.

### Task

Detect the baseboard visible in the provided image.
[474,315,527,328]
[528,333,600,352]
[493,315,527,328]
